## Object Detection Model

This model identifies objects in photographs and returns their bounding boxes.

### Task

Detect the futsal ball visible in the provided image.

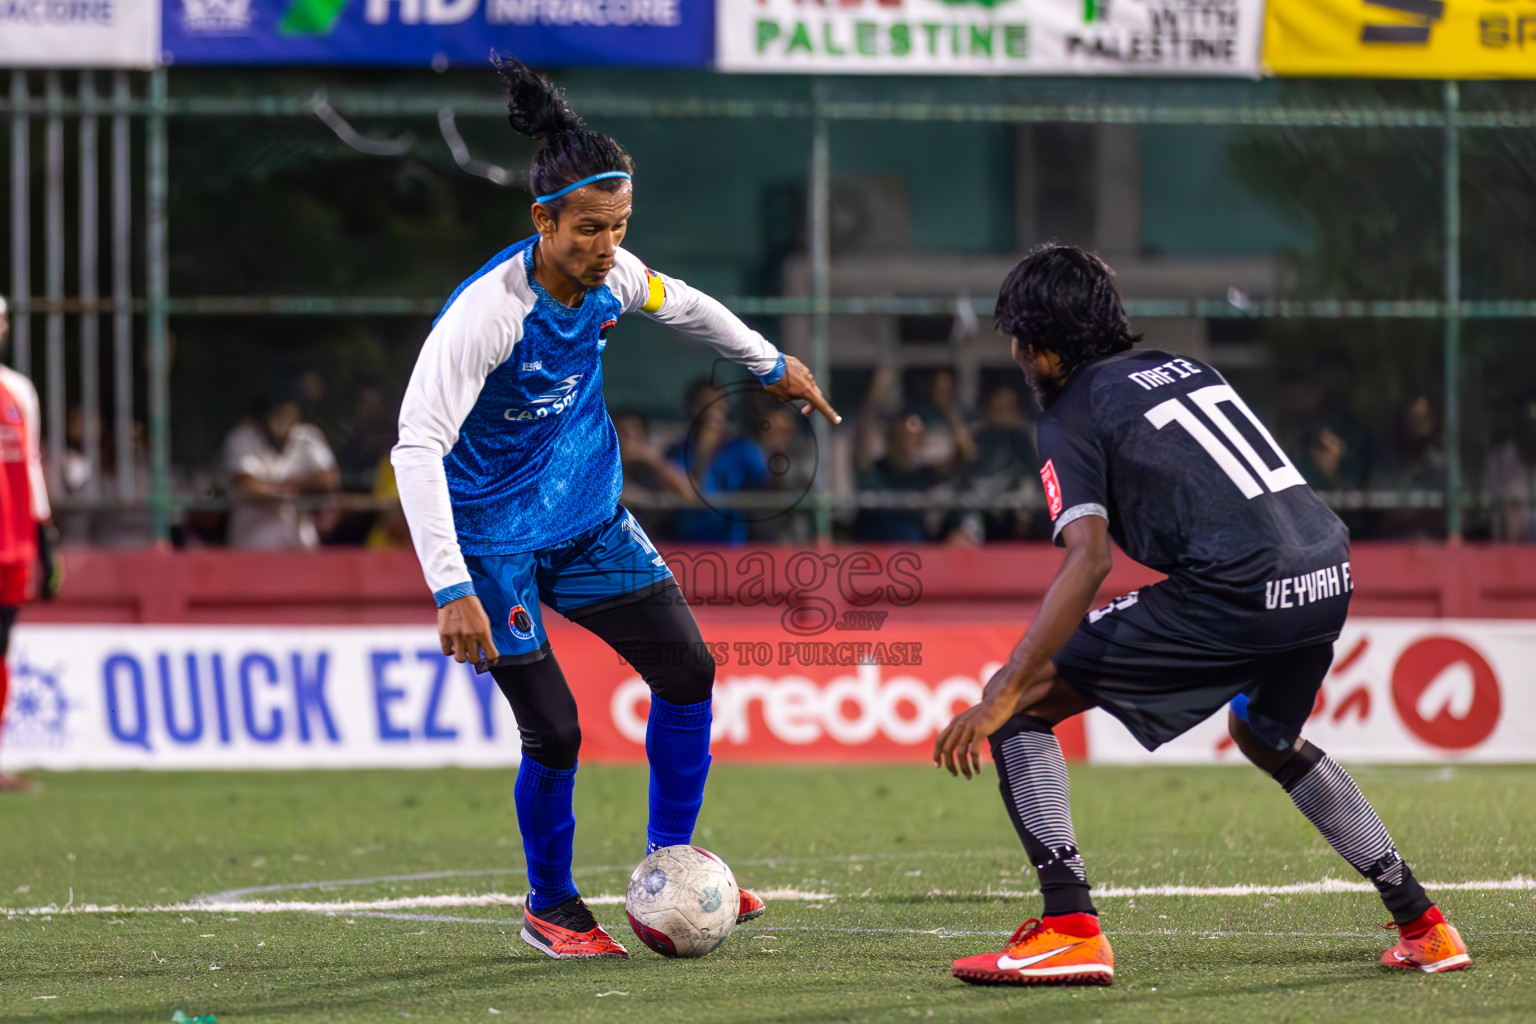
[625,845,740,958]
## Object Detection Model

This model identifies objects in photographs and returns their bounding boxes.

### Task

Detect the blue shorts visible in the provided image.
[465,506,674,666]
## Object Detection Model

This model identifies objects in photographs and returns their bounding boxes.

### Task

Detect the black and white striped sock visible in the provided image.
[1274,741,1432,924]
[989,716,1095,917]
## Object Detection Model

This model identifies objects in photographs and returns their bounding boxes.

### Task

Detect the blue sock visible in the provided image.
[514,757,579,911]
[646,696,713,854]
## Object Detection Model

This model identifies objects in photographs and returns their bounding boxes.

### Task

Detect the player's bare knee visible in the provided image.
[1228,711,1294,773]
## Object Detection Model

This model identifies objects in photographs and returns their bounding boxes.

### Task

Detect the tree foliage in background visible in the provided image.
[1226,82,1536,468]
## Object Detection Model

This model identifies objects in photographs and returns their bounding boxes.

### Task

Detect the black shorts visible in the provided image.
[1054,587,1339,752]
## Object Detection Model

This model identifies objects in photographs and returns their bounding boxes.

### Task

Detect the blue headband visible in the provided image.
[535,171,631,205]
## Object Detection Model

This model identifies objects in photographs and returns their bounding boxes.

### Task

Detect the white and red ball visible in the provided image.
[624,845,740,958]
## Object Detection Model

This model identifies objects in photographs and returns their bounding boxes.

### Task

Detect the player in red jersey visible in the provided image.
[0,297,62,793]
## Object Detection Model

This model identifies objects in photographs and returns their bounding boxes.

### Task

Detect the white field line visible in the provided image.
[5,876,1534,921]
[194,851,950,904]
[0,888,836,920]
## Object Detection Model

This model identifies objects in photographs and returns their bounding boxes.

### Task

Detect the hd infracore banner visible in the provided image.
[160,0,714,66]
[1266,0,1536,77]
[717,0,1264,76]
[0,0,160,67]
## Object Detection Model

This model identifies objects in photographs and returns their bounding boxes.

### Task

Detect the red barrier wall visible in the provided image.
[28,542,1536,624]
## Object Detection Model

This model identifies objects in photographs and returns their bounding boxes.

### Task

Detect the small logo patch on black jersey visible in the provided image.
[599,318,618,341]
[1041,459,1063,520]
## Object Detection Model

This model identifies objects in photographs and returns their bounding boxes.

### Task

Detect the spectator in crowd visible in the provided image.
[1277,354,1374,475]
[854,369,975,542]
[667,380,767,544]
[614,409,693,542]
[1483,400,1536,542]
[58,412,159,549]
[1370,394,1446,540]
[224,390,340,550]
[328,383,399,546]
[953,384,1039,541]
[750,401,818,543]
[1293,421,1370,538]
[909,368,970,469]
[365,454,411,549]
[1295,424,1352,491]
[335,383,396,491]
[55,406,95,547]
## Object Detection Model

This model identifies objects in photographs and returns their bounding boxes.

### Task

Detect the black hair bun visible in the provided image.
[492,50,582,141]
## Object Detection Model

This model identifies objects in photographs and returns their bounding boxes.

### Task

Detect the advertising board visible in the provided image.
[160,0,713,66]
[4,619,1528,770]
[0,0,159,67]
[1266,0,1536,77]
[717,0,1265,76]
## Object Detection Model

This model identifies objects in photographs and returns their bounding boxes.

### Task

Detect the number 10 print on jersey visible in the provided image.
[1034,349,1350,654]
[1145,385,1305,499]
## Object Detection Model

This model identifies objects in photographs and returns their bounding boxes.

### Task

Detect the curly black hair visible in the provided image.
[995,243,1141,378]
[492,52,634,219]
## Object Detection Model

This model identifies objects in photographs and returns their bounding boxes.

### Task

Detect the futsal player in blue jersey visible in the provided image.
[392,55,841,959]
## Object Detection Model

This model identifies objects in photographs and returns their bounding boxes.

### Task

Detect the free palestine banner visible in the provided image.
[717,0,1264,76]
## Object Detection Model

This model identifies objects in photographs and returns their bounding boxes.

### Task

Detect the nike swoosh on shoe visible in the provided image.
[997,941,1085,970]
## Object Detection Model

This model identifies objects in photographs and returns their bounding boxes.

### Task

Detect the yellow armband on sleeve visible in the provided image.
[640,270,666,314]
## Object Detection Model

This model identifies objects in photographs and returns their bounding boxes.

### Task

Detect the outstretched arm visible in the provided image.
[934,415,1114,775]
[392,288,519,665]
[764,355,840,425]
[933,514,1111,777]
[612,249,840,423]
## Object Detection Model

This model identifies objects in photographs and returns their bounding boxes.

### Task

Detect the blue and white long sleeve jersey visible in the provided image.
[392,236,785,605]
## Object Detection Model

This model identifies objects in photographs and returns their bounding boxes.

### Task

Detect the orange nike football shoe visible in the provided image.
[952,914,1113,986]
[520,896,628,959]
[689,846,766,924]
[738,887,766,923]
[1381,908,1470,973]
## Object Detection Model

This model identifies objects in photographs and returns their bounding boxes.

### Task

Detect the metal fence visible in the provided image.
[3,71,1531,543]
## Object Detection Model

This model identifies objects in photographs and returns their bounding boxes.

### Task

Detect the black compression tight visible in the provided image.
[0,606,15,657]
[491,584,714,771]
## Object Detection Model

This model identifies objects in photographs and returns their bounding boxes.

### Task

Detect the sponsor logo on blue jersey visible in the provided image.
[503,374,582,422]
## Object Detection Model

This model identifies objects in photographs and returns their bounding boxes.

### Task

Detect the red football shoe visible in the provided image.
[738,887,766,924]
[952,914,1114,986]
[1381,908,1471,973]
[688,846,766,924]
[0,773,32,793]
[520,896,628,959]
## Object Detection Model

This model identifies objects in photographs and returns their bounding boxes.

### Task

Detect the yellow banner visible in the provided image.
[1265,0,1536,76]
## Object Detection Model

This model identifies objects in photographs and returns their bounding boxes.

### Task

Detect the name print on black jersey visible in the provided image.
[1266,561,1353,610]
[1126,357,1203,391]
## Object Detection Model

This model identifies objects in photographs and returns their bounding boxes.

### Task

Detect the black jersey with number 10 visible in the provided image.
[1037,349,1351,653]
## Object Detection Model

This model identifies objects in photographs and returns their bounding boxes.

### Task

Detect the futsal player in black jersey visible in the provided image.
[936,244,1470,986]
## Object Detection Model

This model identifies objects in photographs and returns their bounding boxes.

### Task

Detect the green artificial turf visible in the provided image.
[1,763,1533,1023]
